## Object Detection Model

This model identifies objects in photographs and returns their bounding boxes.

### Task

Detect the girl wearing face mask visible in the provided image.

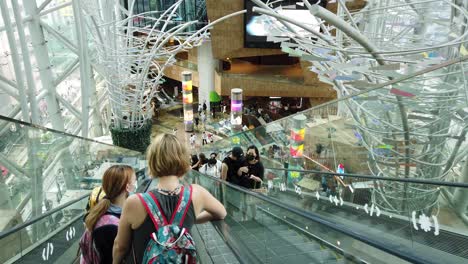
[81,165,136,264]
[238,145,264,189]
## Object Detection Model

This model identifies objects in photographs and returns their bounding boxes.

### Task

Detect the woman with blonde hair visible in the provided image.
[113,133,226,263]
[80,165,136,264]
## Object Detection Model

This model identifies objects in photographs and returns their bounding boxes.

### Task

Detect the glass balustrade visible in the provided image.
[200,59,468,262]
[187,170,429,264]
[0,114,144,260]
[0,195,88,264]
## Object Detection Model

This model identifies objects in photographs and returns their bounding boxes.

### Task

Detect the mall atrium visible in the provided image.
[0,0,467,263]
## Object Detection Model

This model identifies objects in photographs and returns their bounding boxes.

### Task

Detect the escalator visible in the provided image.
[270,188,468,262]
[18,215,84,264]
[2,169,428,264]
[187,171,427,264]
[0,194,89,264]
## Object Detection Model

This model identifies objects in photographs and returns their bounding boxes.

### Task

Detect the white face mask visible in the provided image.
[128,179,137,194]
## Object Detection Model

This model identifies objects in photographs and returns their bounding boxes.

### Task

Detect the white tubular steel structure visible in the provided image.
[79,0,244,131]
[251,0,468,216]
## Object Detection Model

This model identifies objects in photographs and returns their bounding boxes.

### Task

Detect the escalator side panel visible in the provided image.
[14,214,84,264]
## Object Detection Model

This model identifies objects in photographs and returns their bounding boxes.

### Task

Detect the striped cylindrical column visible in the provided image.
[182,71,194,132]
[290,114,306,158]
[230,88,243,133]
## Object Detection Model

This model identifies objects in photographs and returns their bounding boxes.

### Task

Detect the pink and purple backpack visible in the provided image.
[79,214,119,264]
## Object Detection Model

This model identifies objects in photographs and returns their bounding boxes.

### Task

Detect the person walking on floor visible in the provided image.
[200,112,207,129]
[194,116,200,129]
[198,104,203,115]
[207,132,214,143]
[189,133,196,149]
[202,131,208,145]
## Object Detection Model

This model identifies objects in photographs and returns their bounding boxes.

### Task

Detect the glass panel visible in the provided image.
[0,115,143,237]
[0,231,22,263]
[0,194,88,263]
[188,171,412,264]
[40,11,79,80]
[128,0,208,29]
[200,60,468,261]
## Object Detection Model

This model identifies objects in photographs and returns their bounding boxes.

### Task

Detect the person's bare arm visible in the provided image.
[221,163,228,181]
[192,184,226,223]
[191,160,200,169]
[237,166,248,176]
[112,195,139,264]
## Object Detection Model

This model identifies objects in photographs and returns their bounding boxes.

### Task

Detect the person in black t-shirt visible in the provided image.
[238,145,264,220]
[221,146,244,185]
[238,145,264,189]
[221,146,244,215]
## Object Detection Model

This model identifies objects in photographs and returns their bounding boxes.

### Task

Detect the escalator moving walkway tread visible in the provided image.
[225,213,341,263]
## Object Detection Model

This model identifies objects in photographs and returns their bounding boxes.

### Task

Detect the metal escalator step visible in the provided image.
[211,254,241,264]
[301,242,324,252]
[267,251,330,264]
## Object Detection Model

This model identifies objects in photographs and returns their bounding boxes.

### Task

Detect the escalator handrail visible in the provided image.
[264,167,468,188]
[192,171,432,264]
[0,192,90,240]
[0,115,127,150]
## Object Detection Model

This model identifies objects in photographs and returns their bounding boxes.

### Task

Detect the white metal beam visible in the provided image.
[57,95,82,119]
[40,21,79,55]
[72,0,91,138]
[24,0,65,131]
[0,0,30,121]
[11,0,40,124]
[53,58,79,86]
[37,0,53,13]
[38,1,72,17]
[0,1,71,33]
[0,76,19,99]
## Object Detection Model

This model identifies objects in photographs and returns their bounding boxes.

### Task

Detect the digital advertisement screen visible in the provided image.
[244,0,322,49]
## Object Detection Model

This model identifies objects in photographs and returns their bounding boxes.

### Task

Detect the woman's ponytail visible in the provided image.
[85,197,111,230]
[84,165,134,230]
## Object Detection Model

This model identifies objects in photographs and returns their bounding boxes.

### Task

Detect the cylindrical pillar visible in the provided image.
[290,114,306,158]
[0,0,30,122]
[11,0,40,125]
[230,88,243,133]
[182,71,194,132]
[197,41,216,112]
[288,114,306,184]
[24,0,65,131]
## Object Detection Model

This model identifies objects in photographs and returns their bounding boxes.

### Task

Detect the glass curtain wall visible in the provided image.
[124,0,207,28]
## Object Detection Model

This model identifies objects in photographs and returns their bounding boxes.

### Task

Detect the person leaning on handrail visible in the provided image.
[112,133,226,263]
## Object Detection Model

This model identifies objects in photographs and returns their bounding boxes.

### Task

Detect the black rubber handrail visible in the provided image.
[191,171,437,264]
[264,167,468,188]
[0,192,90,240]
[0,114,138,151]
